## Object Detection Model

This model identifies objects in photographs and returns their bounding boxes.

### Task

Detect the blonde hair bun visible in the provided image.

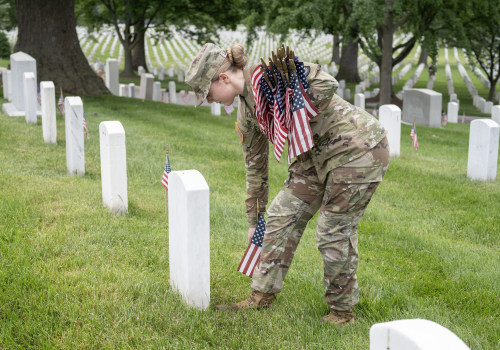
[228,43,247,69]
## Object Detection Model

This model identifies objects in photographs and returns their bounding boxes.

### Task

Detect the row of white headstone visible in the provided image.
[1,51,129,216]
[101,58,224,113]
[353,88,499,181]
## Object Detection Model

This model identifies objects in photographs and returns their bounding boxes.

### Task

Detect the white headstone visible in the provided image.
[484,101,492,114]
[99,121,128,216]
[339,80,346,89]
[177,69,185,82]
[7,70,12,101]
[211,102,221,116]
[169,81,177,104]
[1,69,8,99]
[355,85,363,94]
[402,88,442,128]
[450,93,458,102]
[379,104,401,157]
[139,73,154,100]
[478,97,486,112]
[344,88,351,101]
[105,59,119,95]
[447,102,459,123]
[40,81,57,144]
[158,70,164,81]
[128,83,135,98]
[152,81,162,101]
[354,93,365,109]
[168,170,210,310]
[138,66,145,76]
[370,319,470,350]
[10,51,37,113]
[119,84,128,97]
[337,88,344,99]
[473,95,480,108]
[64,97,85,176]
[23,72,37,124]
[467,119,499,181]
[492,105,500,125]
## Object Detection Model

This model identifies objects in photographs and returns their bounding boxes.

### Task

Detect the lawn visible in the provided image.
[0,93,498,349]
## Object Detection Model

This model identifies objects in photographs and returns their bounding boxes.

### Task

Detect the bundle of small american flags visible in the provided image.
[251,46,318,163]
[237,213,266,277]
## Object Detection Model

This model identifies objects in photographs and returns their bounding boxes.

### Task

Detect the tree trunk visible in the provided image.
[488,82,496,102]
[332,34,340,63]
[418,49,428,65]
[14,0,108,95]
[379,18,395,105]
[335,37,360,83]
[122,40,134,76]
[132,24,147,72]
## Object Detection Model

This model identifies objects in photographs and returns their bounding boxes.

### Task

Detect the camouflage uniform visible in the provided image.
[237,64,389,311]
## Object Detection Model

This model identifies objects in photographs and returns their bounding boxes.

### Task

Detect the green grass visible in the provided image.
[0,94,499,349]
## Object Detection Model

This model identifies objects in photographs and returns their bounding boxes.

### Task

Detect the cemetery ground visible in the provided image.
[0,93,499,349]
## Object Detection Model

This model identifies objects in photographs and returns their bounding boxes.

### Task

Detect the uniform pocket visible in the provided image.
[266,189,309,237]
[329,166,383,184]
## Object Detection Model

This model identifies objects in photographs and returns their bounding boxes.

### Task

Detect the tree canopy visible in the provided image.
[76,0,242,75]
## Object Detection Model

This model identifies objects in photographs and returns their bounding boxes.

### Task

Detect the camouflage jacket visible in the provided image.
[237,63,387,227]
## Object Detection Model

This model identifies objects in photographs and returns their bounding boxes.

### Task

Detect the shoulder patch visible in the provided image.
[235,122,244,143]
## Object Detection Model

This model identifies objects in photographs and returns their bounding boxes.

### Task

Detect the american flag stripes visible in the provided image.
[83,108,89,140]
[57,89,65,117]
[237,213,266,277]
[287,73,316,161]
[410,122,419,149]
[161,153,171,190]
[36,87,41,107]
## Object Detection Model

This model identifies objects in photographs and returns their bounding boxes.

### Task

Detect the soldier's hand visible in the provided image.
[248,226,256,244]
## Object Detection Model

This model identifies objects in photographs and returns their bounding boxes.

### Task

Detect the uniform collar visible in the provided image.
[240,66,255,110]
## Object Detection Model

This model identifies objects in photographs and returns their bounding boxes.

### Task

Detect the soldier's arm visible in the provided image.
[305,63,339,109]
[236,101,269,228]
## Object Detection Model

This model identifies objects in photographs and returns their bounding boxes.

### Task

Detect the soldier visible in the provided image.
[186,43,390,325]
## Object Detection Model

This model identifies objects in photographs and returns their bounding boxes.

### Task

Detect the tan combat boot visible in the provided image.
[322,309,355,325]
[214,291,276,311]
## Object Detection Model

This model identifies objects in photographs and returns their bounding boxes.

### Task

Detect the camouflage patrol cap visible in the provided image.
[186,43,228,107]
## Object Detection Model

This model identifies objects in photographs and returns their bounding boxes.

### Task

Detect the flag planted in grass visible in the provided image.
[83,108,89,140]
[237,213,266,277]
[410,121,419,149]
[161,152,171,190]
[57,88,65,117]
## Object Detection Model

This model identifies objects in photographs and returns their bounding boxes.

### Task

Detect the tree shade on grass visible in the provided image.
[0,93,498,349]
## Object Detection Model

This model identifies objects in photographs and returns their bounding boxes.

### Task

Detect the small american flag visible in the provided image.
[83,108,89,139]
[57,89,65,117]
[36,86,41,107]
[410,122,419,149]
[161,153,171,190]
[237,213,266,277]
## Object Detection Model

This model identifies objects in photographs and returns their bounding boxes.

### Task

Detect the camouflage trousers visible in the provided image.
[251,137,390,311]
